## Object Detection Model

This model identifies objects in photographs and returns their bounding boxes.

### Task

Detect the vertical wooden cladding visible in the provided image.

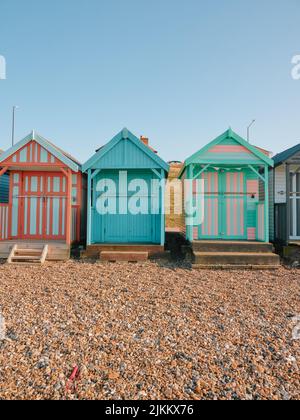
[0,204,9,240]
[7,170,82,242]
[272,145,300,243]
[83,129,169,246]
[0,133,83,245]
[180,129,274,243]
[195,170,246,240]
[9,141,60,165]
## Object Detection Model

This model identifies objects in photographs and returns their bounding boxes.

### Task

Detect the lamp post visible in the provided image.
[247,119,256,143]
[12,105,19,146]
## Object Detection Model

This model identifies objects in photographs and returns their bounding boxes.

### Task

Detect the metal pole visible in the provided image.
[247,119,256,142]
[12,106,18,146]
[12,107,15,146]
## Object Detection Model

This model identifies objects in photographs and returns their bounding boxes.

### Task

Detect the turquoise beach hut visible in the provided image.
[179,129,280,269]
[82,129,169,260]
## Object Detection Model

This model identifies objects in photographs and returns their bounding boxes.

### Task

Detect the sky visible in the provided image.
[0,0,300,163]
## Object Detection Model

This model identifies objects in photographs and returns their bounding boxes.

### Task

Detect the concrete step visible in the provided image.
[100,251,149,262]
[193,264,280,270]
[194,252,280,266]
[192,241,273,253]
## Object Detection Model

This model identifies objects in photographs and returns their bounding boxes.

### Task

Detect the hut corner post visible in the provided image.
[186,164,194,242]
[87,169,92,246]
[60,167,72,246]
[0,167,8,178]
[286,163,291,244]
[160,169,165,246]
[264,164,269,243]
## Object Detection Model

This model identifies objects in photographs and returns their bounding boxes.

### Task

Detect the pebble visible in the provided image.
[0,260,299,400]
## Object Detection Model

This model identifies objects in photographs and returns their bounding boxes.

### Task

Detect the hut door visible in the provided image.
[199,171,246,240]
[93,171,154,244]
[21,173,67,240]
[222,172,246,240]
[199,171,221,239]
[290,174,300,240]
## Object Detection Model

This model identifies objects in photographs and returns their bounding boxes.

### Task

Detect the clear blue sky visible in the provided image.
[0,0,299,163]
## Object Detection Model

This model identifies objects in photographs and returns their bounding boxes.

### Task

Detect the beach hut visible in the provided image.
[82,128,169,261]
[0,149,9,205]
[271,144,300,249]
[179,129,279,268]
[0,131,84,263]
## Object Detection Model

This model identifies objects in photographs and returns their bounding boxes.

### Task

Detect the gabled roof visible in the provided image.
[273,143,300,167]
[82,128,169,173]
[179,128,274,177]
[254,146,272,157]
[0,131,81,172]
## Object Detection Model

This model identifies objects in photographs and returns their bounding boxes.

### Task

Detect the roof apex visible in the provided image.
[179,128,274,177]
[0,131,80,172]
[82,128,169,173]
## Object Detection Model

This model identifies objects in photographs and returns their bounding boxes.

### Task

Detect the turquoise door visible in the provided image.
[199,170,247,240]
[92,170,159,244]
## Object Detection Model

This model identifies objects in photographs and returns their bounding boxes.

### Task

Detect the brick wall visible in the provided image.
[166,163,185,232]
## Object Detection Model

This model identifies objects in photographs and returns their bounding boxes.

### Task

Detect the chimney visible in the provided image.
[140,135,158,154]
[140,136,149,146]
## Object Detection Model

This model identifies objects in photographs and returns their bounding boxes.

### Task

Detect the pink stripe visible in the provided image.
[193,179,197,196]
[227,173,231,235]
[248,228,256,240]
[207,173,212,235]
[233,173,238,236]
[209,145,252,154]
[214,173,218,236]
[202,173,205,235]
[247,180,259,195]
[240,173,244,236]
[215,198,218,236]
[194,227,198,240]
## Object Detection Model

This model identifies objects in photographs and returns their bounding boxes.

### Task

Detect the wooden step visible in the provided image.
[193,264,280,270]
[7,244,49,265]
[83,245,164,259]
[192,241,273,253]
[193,252,280,266]
[100,251,149,262]
[11,256,42,261]
[15,249,42,256]
[8,262,43,266]
[0,241,70,261]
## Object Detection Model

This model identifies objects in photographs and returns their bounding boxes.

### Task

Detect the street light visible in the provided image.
[247,119,256,143]
[12,105,19,146]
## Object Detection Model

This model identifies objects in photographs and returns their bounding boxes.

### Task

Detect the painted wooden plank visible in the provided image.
[82,128,169,173]
[160,169,165,246]
[87,169,92,246]
[264,165,269,242]
[180,129,274,179]
[0,133,80,173]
